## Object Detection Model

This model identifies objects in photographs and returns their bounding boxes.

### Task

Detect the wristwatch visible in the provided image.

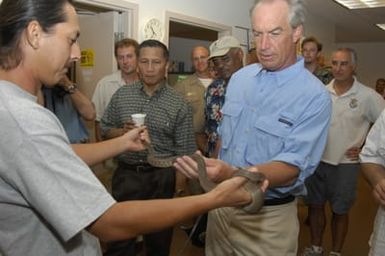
[66,83,78,94]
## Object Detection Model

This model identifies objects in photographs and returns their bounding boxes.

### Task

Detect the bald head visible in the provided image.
[191,46,209,59]
[191,46,210,77]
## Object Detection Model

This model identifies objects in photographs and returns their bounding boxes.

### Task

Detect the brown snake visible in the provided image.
[145,142,266,213]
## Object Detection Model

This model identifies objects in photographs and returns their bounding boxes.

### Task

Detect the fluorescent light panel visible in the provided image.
[376,24,385,30]
[334,0,385,9]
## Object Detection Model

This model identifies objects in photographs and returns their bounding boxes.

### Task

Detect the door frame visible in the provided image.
[164,11,232,46]
[74,0,139,39]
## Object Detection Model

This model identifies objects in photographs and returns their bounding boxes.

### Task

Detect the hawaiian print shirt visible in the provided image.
[314,66,333,85]
[204,78,227,157]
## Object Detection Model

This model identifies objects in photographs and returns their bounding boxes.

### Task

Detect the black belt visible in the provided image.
[264,195,295,206]
[118,162,157,172]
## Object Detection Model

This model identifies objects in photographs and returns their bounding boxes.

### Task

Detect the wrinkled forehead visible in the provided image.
[332,51,352,62]
[139,46,165,60]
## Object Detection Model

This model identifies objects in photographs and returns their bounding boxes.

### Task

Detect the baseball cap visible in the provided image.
[209,36,241,59]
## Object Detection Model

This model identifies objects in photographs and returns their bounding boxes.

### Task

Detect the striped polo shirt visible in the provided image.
[101,80,196,164]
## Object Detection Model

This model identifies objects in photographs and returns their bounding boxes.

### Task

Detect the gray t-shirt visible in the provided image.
[0,81,115,255]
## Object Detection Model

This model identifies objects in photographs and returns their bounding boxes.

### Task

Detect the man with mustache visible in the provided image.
[304,48,385,256]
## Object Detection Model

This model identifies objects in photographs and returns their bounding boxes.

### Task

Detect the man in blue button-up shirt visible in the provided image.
[174,0,332,255]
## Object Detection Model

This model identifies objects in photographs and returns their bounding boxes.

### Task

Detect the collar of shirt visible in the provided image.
[207,78,226,89]
[327,76,359,97]
[2,80,37,102]
[138,79,168,97]
[107,70,126,86]
[251,57,305,88]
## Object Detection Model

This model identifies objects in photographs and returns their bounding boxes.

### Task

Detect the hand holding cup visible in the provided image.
[131,113,146,127]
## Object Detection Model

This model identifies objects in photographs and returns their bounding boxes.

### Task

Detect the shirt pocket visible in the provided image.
[245,114,294,164]
[146,107,175,137]
[185,91,202,114]
[220,102,243,149]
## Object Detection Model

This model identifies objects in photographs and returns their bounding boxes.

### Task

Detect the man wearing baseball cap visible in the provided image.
[205,36,244,158]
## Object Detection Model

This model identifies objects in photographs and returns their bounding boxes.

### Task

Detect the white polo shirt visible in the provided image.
[360,109,385,166]
[92,70,126,121]
[322,78,385,165]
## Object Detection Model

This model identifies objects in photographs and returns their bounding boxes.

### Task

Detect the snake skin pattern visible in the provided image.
[145,142,265,213]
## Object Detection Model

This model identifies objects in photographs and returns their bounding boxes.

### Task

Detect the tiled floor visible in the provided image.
[94,165,377,256]
[170,226,204,256]
[297,172,377,256]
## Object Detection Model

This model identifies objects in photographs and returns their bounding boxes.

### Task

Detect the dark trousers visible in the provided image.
[103,162,176,256]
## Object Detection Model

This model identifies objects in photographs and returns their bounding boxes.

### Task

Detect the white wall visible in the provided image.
[304,11,337,66]
[122,0,256,75]
[124,0,255,43]
[305,8,385,88]
[2,0,383,87]
[125,0,385,87]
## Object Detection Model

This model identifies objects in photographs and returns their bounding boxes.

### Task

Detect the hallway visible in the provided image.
[297,172,377,255]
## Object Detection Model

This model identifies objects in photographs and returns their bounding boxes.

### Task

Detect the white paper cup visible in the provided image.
[131,113,146,127]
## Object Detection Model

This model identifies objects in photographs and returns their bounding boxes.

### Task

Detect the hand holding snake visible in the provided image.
[148,147,268,214]
[130,123,268,213]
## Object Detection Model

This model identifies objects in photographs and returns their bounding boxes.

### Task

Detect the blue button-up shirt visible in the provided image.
[219,58,331,198]
[43,87,89,143]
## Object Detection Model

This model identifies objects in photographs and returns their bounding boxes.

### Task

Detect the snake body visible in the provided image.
[146,143,265,213]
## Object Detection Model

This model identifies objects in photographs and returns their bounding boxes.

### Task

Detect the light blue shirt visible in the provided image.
[219,58,332,199]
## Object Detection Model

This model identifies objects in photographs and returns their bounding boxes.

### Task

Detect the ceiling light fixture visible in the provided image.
[376,24,385,30]
[334,0,385,9]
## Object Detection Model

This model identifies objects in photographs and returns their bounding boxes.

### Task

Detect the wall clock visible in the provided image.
[144,18,164,41]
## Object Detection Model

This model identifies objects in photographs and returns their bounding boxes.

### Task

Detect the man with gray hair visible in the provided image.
[174,0,331,255]
[303,48,385,256]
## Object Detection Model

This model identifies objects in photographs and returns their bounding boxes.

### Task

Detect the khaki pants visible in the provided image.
[205,199,299,256]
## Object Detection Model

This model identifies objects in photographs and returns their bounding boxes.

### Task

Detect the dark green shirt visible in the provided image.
[101,80,196,164]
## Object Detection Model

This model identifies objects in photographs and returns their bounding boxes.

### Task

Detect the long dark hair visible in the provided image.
[0,0,73,70]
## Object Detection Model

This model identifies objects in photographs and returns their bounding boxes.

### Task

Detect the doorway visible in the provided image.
[166,11,231,85]
[69,0,138,143]
[72,0,138,98]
